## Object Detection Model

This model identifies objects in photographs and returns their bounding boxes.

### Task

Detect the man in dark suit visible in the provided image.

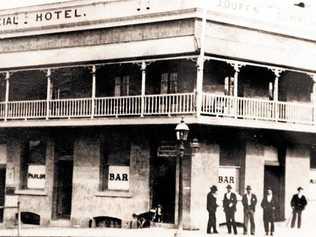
[207,185,219,234]
[223,185,238,234]
[290,187,307,228]
[242,185,257,235]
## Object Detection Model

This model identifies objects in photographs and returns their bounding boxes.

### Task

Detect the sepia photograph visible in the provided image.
[0,0,315,236]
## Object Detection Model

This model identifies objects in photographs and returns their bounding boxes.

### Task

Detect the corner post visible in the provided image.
[271,68,283,121]
[230,63,244,118]
[141,61,147,117]
[46,69,52,120]
[4,72,10,122]
[91,65,96,118]
[309,73,316,125]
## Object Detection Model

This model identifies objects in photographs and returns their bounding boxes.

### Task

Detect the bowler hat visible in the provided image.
[246,185,252,190]
[226,185,232,189]
[297,187,303,191]
[210,185,217,192]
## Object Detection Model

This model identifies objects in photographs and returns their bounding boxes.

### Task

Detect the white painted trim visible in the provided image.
[0,36,197,69]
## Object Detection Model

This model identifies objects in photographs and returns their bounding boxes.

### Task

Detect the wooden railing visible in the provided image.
[7,100,47,119]
[95,95,142,116]
[202,93,314,125]
[144,93,195,115]
[49,98,92,118]
[0,93,314,129]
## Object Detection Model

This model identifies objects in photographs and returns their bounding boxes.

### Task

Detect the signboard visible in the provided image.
[27,165,46,189]
[157,141,178,158]
[108,166,129,191]
[217,166,242,223]
[217,166,240,196]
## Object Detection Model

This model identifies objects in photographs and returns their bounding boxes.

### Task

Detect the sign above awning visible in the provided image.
[0,36,197,70]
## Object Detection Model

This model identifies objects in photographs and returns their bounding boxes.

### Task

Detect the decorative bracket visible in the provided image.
[228,61,245,72]
[269,68,284,78]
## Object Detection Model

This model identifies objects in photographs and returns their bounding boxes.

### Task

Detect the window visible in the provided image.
[20,140,47,189]
[160,72,178,94]
[114,76,130,96]
[100,135,130,191]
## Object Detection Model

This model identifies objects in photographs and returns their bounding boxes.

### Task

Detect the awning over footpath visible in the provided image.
[0,36,198,70]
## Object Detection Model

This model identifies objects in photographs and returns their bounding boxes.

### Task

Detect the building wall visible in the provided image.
[3,129,150,227]
[4,135,54,226]
[71,134,150,227]
[285,146,310,221]
[190,142,219,230]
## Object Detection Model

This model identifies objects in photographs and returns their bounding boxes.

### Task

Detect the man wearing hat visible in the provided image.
[242,185,257,235]
[223,184,238,235]
[290,187,307,228]
[207,185,219,234]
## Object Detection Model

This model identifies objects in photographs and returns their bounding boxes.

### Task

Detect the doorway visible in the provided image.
[0,167,5,223]
[53,160,73,219]
[264,165,285,221]
[151,157,176,224]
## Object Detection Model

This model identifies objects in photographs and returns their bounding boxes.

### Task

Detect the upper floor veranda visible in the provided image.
[0,0,315,133]
[0,56,315,134]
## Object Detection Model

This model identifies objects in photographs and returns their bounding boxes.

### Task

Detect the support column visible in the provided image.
[46,69,52,120]
[230,63,244,118]
[271,69,283,120]
[140,61,146,117]
[195,4,207,117]
[4,72,10,121]
[196,57,205,117]
[309,74,316,124]
[91,65,96,118]
[271,69,283,102]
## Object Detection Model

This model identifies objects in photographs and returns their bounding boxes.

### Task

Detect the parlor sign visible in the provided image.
[27,165,46,189]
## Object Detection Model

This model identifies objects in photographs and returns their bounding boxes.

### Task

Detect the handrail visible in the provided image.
[202,92,314,125]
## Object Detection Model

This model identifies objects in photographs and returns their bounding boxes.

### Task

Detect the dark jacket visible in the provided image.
[223,192,237,213]
[291,194,307,211]
[261,195,276,221]
[242,193,257,212]
[207,192,218,213]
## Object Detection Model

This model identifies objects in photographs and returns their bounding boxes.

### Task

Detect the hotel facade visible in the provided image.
[0,0,315,231]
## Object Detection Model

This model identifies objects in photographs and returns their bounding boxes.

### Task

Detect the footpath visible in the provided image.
[0,223,314,237]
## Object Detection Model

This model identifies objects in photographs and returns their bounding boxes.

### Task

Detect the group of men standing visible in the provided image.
[207,185,307,236]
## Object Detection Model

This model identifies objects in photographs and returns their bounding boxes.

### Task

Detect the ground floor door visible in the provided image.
[152,157,176,224]
[0,167,5,223]
[264,165,285,221]
[54,160,73,219]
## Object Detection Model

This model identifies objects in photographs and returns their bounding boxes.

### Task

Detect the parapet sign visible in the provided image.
[157,141,177,158]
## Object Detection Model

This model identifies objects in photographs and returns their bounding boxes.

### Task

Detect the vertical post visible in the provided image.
[91,65,96,118]
[46,69,52,120]
[272,69,282,121]
[4,72,10,122]
[178,140,184,231]
[310,74,316,124]
[141,61,146,117]
[17,200,21,237]
[196,2,207,117]
[231,63,243,118]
